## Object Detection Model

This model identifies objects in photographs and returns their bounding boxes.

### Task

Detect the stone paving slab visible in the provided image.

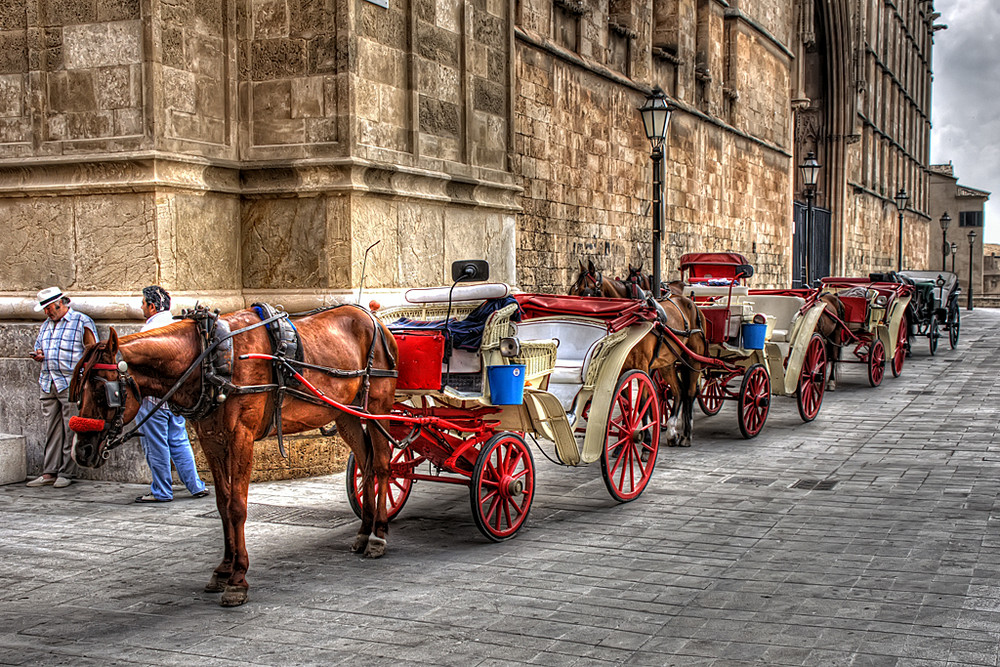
[2,310,1000,665]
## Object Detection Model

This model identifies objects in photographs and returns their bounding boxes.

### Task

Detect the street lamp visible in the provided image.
[639,87,673,299]
[968,229,976,311]
[894,188,909,271]
[939,212,951,271]
[799,152,820,287]
[950,242,957,273]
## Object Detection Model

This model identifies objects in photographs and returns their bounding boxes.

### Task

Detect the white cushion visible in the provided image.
[405,283,511,304]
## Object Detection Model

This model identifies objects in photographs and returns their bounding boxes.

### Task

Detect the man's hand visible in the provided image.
[29,349,44,362]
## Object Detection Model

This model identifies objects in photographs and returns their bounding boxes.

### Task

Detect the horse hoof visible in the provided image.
[365,537,387,559]
[351,534,369,553]
[220,585,249,607]
[204,573,227,593]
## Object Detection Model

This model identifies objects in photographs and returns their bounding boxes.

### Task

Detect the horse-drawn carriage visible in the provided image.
[818,277,912,384]
[675,253,831,436]
[897,270,961,352]
[351,261,669,541]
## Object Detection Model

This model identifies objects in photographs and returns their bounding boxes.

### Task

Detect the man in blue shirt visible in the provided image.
[134,286,208,503]
[27,287,98,488]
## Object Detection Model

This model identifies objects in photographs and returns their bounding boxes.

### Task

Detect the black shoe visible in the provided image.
[192,489,210,498]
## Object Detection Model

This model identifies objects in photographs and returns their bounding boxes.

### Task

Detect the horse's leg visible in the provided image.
[217,425,255,607]
[365,422,392,559]
[679,361,699,448]
[337,416,377,554]
[197,433,234,594]
[826,342,839,391]
[659,365,684,446]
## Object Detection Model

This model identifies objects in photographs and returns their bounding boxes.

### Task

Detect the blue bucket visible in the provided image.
[487,364,526,405]
[741,323,767,350]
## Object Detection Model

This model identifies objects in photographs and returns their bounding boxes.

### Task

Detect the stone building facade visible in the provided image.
[0,0,941,481]
[928,163,989,306]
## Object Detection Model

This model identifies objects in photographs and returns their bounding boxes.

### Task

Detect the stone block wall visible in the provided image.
[514,0,794,292]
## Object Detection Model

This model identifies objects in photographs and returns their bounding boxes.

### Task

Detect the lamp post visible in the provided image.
[639,87,673,300]
[894,188,908,271]
[799,152,820,287]
[968,229,976,311]
[939,212,951,271]
[950,242,957,273]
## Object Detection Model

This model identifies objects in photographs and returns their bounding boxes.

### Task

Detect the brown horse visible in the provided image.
[569,259,632,298]
[68,305,398,607]
[625,296,708,447]
[815,292,846,390]
[571,259,707,446]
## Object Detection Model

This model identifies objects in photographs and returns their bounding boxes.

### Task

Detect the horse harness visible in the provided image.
[88,304,397,458]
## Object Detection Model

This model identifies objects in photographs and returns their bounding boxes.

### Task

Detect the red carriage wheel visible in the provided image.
[470,432,535,541]
[737,364,770,439]
[697,375,725,416]
[601,370,660,502]
[891,316,907,378]
[796,334,827,422]
[867,339,886,387]
[346,446,415,522]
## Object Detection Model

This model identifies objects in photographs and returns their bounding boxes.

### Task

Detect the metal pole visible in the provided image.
[951,248,956,273]
[968,241,974,311]
[804,190,813,287]
[897,210,903,271]
[651,146,663,300]
[942,229,947,272]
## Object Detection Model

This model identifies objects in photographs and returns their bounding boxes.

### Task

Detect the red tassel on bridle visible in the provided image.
[69,416,106,433]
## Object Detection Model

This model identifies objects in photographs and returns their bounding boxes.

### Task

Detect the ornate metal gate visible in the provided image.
[792,202,831,287]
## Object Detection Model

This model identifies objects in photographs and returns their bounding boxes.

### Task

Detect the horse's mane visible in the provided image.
[69,339,109,403]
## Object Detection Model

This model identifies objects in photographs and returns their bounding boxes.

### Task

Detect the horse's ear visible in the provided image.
[578,259,585,271]
[107,328,119,354]
[588,259,596,272]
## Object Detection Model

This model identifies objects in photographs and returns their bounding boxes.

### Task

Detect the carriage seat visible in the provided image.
[514,318,608,384]
[744,295,805,342]
[682,284,750,303]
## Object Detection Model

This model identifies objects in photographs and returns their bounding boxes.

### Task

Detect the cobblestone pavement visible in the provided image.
[2,310,1000,666]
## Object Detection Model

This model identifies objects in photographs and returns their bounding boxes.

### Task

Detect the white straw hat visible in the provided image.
[34,287,64,312]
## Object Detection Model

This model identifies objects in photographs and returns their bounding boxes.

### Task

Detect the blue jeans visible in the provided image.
[137,400,206,500]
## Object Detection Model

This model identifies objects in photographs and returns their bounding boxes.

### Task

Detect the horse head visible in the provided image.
[569,259,607,297]
[68,329,142,468]
[625,263,650,297]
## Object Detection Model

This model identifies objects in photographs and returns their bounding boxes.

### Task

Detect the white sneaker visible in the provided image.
[54,477,73,488]
[26,475,55,487]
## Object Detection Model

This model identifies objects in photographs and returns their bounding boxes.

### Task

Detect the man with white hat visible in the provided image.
[27,287,98,488]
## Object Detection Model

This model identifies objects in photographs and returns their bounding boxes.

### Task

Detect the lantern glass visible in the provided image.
[950,242,957,255]
[939,212,951,231]
[799,152,820,188]
[639,89,671,149]
[895,188,909,209]
[969,230,977,244]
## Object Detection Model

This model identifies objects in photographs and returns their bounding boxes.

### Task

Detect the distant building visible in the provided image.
[928,164,989,304]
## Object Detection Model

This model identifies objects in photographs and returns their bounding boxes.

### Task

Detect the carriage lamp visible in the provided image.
[968,229,976,310]
[939,212,951,271]
[894,188,909,271]
[639,87,674,299]
[799,152,820,287]
[950,242,958,273]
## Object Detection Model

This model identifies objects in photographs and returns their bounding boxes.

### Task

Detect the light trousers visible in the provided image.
[137,400,206,500]
[39,386,79,478]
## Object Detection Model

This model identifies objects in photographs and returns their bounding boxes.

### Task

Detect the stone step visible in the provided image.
[0,434,26,485]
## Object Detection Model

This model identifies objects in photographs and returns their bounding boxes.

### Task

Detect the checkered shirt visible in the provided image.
[34,308,99,393]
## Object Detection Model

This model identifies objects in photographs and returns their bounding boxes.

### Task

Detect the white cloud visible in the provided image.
[931,0,1000,242]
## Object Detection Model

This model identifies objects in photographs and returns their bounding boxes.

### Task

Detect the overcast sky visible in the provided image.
[930,0,1000,243]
